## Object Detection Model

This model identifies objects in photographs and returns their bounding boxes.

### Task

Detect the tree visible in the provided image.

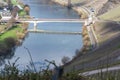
[6,0,13,10]
[18,10,26,17]
[0,15,2,19]
[4,37,16,48]
[11,6,20,18]
[61,56,70,64]
[24,4,30,15]
[11,0,18,6]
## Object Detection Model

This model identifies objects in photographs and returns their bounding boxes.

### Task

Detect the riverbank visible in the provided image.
[51,0,120,75]
[51,0,92,51]
[51,0,88,19]
[51,0,93,53]
[0,0,29,57]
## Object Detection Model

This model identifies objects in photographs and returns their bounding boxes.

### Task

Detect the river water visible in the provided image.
[9,0,83,69]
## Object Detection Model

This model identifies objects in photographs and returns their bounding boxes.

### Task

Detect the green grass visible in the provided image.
[0,25,23,41]
[18,10,27,17]
[99,6,120,21]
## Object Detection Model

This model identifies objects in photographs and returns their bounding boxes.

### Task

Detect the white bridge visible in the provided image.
[0,18,87,35]
[16,18,85,35]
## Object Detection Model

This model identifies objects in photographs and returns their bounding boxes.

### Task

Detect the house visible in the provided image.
[0,9,12,20]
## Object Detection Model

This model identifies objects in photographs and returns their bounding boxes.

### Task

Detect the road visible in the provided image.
[80,65,120,76]
[87,25,97,48]
[83,6,98,49]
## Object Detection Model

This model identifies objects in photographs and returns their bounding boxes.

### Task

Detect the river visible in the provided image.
[8,0,83,69]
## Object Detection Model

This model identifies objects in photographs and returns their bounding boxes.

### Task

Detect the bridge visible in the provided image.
[17,18,85,35]
[28,29,82,35]
[1,18,86,35]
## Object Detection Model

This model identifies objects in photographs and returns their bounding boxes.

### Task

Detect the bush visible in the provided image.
[4,37,16,48]
[61,56,70,64]
[62,72,87,80]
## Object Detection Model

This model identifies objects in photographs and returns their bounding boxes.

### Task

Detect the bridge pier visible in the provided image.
[33,22,37,31]
[68,0,72,9]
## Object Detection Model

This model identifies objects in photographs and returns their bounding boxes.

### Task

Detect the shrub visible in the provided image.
[61,56,70,64]
[4,37,16,48]
[62,71,87,80]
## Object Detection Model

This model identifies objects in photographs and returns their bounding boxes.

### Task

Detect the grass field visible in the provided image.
[0,26,22,41]
[99,5,120,21]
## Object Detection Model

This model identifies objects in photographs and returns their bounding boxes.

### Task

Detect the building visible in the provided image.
[0,10,12,20]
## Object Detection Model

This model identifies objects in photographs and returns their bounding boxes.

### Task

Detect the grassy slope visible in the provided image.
[64,21,120,73]
[64,3,120,72]
[0,25,23,41]
[99,5,120,21]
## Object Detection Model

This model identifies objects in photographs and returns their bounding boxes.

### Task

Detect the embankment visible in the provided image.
[51,0,88,19]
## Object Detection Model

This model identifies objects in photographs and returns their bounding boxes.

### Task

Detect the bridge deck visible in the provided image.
[28,29,81,35]
[18,18,85,23]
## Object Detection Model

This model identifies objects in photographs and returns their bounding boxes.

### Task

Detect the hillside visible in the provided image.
[64,21,120,72]
[71,0,120,20]
[99,5,120,21]
[98,0,120,15]
[63,0,120,73]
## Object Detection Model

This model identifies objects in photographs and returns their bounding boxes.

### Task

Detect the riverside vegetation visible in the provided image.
[0,57,87,80]
[0,0,30,75]
[0,0,30,55]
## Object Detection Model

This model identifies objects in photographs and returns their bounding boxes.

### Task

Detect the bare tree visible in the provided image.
[61,56,70,64]
[11,6,20,18]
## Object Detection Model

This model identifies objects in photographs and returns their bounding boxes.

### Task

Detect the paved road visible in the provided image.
[83,6,98,49]
[80,65,120,76]
[87,25,97,48]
